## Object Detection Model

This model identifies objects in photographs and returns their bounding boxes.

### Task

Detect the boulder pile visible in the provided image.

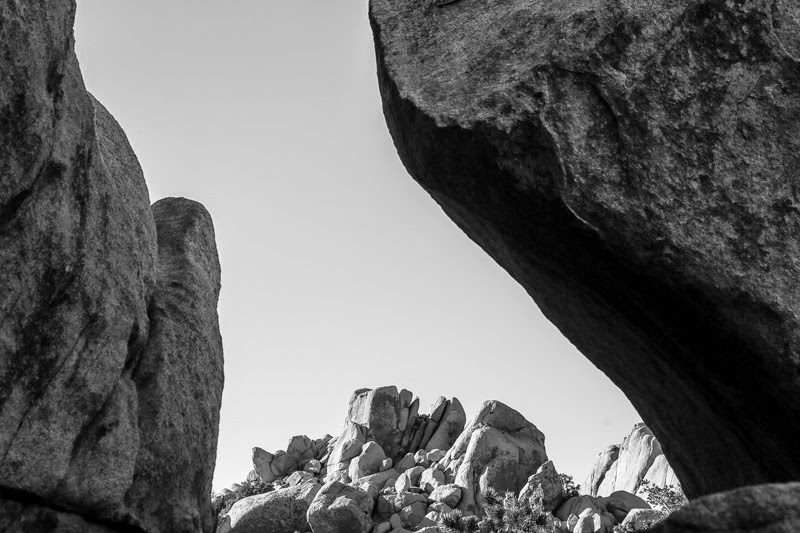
[216,387,673,533]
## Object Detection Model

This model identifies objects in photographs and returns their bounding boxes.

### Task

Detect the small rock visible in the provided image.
[270,451,299,478]
[429,484,462,508]
[304,459,322,474]
[395,473,412,493]
[428,502,453,514]
[426,449,445,462]
[395,453,416,472]
[395,491,428,509]
[306,481,373,533]
[390,513,403,529]
[374,522,392,533]
[419,468,445,493]
[399,502,428,528]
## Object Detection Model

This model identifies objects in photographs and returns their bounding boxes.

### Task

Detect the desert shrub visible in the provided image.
[638,480,688,513]
[559,474,581,499]
[439,488,558,533]
[218,478,275,517]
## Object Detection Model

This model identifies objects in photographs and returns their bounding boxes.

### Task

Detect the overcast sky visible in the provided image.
[73,1,642,492]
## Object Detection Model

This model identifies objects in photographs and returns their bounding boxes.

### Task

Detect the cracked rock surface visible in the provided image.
[370,0,800,498]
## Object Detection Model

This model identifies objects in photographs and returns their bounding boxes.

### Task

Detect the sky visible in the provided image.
[73,1,642,492]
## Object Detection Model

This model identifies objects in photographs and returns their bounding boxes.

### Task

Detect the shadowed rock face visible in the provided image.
[370,0,800,498]
[0,1,223,532]
[649,483,800,532]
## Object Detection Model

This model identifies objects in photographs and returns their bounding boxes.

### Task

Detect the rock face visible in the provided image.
[584,446,620,498]
[306,481,374,533]
[649,483,800,532]
[439,400,547,514]
[225,483,321,533]
[0,2,224,531]
[519,460,565,513]
[370,0,800,498]
[125,198,224,533]
[584,424,682,507]
[325,387,465,483]
[593,424,663,497]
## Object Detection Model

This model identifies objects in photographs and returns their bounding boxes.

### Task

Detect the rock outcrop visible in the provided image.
[325,387,465,484]
[218,387,670,533]
[0,2,224,531]
[649,483,800,532]
[370,0,800,499]
[306,481,374,533]
[586,424,675,499]
[439,400,547,514]
[222,483,321,533]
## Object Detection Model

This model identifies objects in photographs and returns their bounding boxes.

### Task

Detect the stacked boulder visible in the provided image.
[325,387,467,484]
[583,424,682,505]
[215,392,679,533]
[215,387,548,533]
[554,490,657,533]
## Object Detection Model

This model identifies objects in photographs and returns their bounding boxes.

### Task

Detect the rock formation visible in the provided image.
[649,483,800,532]
[369,0,800,499]
[217,387,661,533]
[0,2,224,531]
[584,424,681,502]
[439,400,547,514]
[325,387,465,484]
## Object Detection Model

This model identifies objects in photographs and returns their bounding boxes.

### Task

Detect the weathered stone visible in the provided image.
[307,481,373,533]
[124,197,223,533]
[325,420,366,482]
[253,448,276,484]
[351,468,400,499]
[390,513,403,530]
[0,499,118,533]
[0,30,224,525]
[584,446,620,498]
[225,483,321,533]
[349,386,404,458]
[271,451,299,478]
[420,467,445,494]
[519,460,564,513]
[395,472,412,493]
[304,459,322,474]
[426,449,446,463]
[0,3,186,530]
[637,455,682,500]
[400,399,420,452]
[399,502,428,528]
[622,508,668,531]
[349,441,387,481]
[598,425,662,496]
[430,484,462,509]
[395,453,416,473]
[649,483,800,532]
[287,435,314,464]
[441,401,547,514]
[370,0,800,498]
[599,490,650,516]
[425,398,467,452]
[555,496,604,523]
[285,471,315,487]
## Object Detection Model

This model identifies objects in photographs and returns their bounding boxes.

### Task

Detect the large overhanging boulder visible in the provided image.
[370,0,800,498]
